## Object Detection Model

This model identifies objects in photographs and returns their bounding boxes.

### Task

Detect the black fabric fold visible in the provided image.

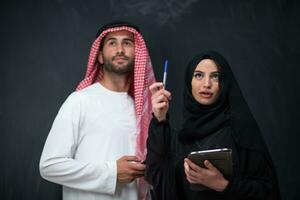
[178,50,280,199]
[146,50,280,200]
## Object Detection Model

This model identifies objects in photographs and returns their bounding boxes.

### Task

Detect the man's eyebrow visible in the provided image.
[123,38,134,42]
[105,37,116,41]
[103,37,116,44]
[104,37,134,43]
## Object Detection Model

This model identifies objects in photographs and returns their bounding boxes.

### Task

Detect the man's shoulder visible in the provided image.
[64,83,107,107]
[76,83,101,96]
[67,83,104,103]
[63,90,86,106]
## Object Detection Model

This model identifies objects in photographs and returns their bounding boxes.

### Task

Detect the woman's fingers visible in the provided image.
[185,158,203,172]
[149,82,164,94]
[150,82,171,99]
[204,160,218,172]
[152,94,169,105]
[151,89,171,101]
[185,173,197,183]
[184,158,207,184]
[151,84,171,110]
[184,166,199,183]
[153,102,168,110]
[150,82,172,122]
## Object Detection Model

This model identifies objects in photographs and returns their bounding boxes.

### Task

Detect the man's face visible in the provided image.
[98,30,135,75]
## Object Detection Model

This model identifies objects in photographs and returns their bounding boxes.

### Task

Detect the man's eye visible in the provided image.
[124,41,133,46]
[108,41,116,46]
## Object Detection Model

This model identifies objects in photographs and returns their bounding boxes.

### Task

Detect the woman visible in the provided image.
[145,51,280,200]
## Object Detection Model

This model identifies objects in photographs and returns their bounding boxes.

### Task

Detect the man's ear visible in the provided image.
[98,51,104,64]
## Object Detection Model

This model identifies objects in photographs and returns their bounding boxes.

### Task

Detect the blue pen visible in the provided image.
[163,59,168,89]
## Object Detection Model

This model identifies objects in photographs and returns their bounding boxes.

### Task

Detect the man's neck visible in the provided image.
[99,71,131,92]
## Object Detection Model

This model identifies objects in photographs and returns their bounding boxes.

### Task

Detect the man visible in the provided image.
[40,21,155,200]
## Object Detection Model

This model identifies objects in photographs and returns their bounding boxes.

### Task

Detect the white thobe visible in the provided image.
[40,83,138,200]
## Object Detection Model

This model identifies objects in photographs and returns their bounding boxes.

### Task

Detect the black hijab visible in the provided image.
[178,51,280,199]
[179,51,267,152]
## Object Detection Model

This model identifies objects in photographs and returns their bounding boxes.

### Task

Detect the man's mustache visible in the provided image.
[112,53,129,61]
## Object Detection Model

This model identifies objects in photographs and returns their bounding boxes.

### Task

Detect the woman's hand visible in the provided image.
[149,82,172,122]
[184,158,229,192]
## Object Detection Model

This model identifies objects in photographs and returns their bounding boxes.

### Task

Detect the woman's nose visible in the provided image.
[203,77,211,88]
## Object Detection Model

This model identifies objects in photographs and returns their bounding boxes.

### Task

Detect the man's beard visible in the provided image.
[102,53,134,75]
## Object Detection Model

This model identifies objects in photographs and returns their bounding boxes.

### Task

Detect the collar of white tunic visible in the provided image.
[96,82,129,96]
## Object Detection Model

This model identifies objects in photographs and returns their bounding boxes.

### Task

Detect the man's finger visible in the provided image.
[132,170,145,176]
[123,155,139,162]
[129,163,146,171]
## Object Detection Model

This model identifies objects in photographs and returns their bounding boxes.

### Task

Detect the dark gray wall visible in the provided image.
[1,0,299,199]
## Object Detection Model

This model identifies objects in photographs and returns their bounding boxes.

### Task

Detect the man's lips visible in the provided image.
[113,56,128,61]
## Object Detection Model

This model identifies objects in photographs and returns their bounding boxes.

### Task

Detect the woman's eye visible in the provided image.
[211,74,219,81]
[194,73,204,79]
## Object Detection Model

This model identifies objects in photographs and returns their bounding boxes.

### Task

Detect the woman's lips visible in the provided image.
[199,91,213,98]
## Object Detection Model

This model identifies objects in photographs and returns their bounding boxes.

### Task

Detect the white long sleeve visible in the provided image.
[39,91,117,194]
[40,83,138,200]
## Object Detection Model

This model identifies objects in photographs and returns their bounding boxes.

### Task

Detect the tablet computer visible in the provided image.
[187,148,233,191]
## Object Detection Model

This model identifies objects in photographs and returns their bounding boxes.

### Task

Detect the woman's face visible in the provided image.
[191,59,220,105]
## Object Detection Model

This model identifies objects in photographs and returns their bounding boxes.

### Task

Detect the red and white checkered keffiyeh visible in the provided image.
[76,26,155,199]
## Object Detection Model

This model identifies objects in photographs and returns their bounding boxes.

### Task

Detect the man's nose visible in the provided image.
[116,43,124,53]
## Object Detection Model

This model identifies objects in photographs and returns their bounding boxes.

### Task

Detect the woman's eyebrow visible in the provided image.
[194,70,204,73]
[194,70,219,73]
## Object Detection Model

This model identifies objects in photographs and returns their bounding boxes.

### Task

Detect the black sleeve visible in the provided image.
[223,148,278,200]
[145,115,178,200]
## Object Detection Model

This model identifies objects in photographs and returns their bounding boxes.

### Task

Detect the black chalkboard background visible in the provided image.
[1,0,299,199]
